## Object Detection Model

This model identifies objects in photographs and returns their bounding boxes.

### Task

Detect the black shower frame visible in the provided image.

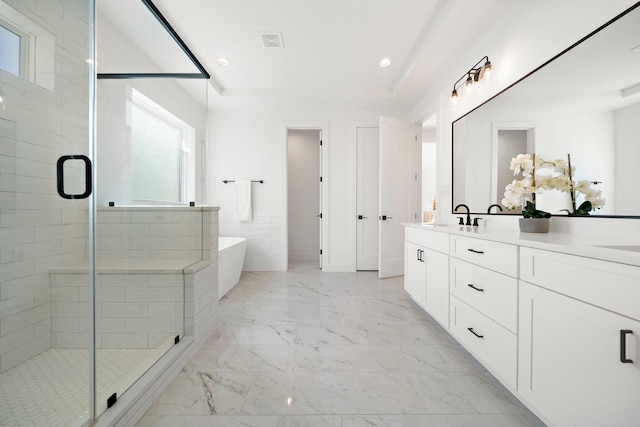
[97,0,210,80]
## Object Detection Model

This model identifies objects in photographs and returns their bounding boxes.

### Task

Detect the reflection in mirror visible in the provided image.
[452,2,640,217]
[422,114,437,223]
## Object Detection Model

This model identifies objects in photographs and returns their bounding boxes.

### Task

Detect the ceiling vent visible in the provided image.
[259,32,284,49]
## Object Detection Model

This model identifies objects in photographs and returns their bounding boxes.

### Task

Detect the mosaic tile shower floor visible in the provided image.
[0,348,156,427]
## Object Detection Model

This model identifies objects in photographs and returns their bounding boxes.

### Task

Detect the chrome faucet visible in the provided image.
[487,204,503,214]
[454,204,471,226]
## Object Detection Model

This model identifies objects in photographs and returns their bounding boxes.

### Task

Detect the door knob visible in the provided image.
[357,215,368,220]
[379,215,393,220]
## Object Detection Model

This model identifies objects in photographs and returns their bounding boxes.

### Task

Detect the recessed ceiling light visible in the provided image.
[379,58,391,67]
[216,57,229,66]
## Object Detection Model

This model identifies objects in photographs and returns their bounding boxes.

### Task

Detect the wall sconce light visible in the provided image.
[450,56,493,105]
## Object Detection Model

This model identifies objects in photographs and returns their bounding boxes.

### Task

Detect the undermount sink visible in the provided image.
[593,245,640,253]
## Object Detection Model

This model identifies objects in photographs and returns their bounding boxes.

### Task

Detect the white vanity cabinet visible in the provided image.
[519,247,640,427]
[404,225,640,426]
[449,235,519,389]
[404,227,449,327]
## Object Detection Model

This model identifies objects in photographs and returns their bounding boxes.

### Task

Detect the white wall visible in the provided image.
[615,102,640,216]
[411,0,640,234]
[208,101,410,271]
[287,129,320,263]
[207,0,640,271]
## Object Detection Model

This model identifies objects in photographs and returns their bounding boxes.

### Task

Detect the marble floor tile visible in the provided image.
[242,372,358,415]
[136,263,546,426]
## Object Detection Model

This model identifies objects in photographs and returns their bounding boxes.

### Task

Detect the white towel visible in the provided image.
[235,180,252,221]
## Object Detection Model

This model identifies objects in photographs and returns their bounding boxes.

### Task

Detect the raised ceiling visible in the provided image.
[98,0,511,109]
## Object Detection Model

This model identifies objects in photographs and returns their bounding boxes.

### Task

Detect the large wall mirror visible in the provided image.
[452,2,640,217]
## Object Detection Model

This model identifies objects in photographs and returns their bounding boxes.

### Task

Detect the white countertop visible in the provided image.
[404,222,640,267]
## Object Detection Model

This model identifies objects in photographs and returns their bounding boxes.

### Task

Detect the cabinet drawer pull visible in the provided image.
[467,248,484,254]
[467,327,484,339]
[467,283,485,292]
[620,329,633,364]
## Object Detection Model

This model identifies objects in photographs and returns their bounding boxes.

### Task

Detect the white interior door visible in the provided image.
[379,116,419,278]
[356,127,379,270]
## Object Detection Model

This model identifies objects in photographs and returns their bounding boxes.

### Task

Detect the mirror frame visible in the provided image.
[451,2,640,218]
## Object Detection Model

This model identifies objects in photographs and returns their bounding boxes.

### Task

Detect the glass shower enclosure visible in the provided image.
[0,0,209,425]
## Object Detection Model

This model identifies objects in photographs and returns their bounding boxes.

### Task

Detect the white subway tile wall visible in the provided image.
[44,207,219,351]
[0,0,90,373]
[219,209,283,270]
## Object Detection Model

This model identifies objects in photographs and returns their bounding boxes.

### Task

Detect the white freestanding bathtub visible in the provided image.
[218,237,246,299]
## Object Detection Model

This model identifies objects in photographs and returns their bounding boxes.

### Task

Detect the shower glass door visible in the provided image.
[0,0,94,425]
[93,0,209,418]
[1,0,208,424]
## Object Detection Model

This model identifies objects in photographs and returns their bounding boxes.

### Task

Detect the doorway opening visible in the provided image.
[286,128,323,270]
[491,122,535,211]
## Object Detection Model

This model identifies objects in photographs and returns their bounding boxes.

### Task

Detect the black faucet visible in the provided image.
[487,204,503,214]
[454,204,471,226]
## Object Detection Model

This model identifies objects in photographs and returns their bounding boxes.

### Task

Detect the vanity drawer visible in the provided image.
[450,295,517,389]
[450,235,517,277]
[520,247,640,321]
[450,257,517,333]
[406,227,449,254]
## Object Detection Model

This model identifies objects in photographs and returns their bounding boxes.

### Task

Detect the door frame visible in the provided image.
[490,121,535,205]
[281,121,329,271]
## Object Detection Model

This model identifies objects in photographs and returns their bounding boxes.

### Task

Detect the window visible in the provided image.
[0,1,55,90]
[131,89,195,203]
[0,23,23,77]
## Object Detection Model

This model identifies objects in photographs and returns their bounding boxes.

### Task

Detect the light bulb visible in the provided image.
[449,90,459,111]
[481,60,493,80]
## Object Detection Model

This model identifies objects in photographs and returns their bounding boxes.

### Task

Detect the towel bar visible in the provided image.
[223,180,264,184]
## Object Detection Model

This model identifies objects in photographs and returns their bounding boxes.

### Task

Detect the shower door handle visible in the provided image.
[56,155,93,199]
